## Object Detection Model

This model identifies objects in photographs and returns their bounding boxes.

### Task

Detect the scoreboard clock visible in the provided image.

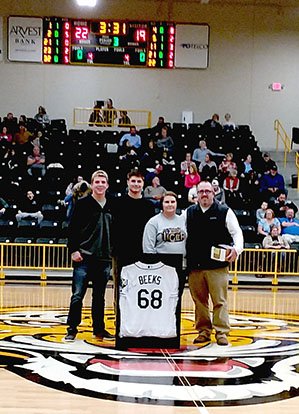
[43,17,175,69]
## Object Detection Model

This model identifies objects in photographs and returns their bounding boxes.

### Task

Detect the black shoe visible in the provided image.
[93,329,115,341]
[64,333,76,342]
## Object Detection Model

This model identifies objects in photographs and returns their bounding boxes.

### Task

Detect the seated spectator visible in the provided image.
[103,98,117,127]
[180,152,196,176]
[223,169,242,208]
[184,164,201,189]
[222,113,236,131]
[258,152,277,175]
[118,110,131,127]
[262,224,290,273]
[88,101,104,126]
[240,169,260,209]
[198,153,217,181]
[0,196,9,217]
[118,139,140,174]
[256,201,268,223]
[259,164,286,202]
[65,175,84,196]
[218,152,237,178]
[27,145,46,177]
[119,125,141,149]
[159,150,176,187]
[156,126,174,154]
[279,208,299,244]
[262,225,290,250]
[212,178,225,204]
[188,185,198,204]
[19,115,27,126]
[34,106,50,130]
[240,154,254,176]
[203,113,222,132]
[13,124,32,146]
[2,112,18,135]
[257,208,281,239]
[192,140,224,166]
[0,126,13,145]
[269,190,298,218]
[144,176,166,207]
[16,190,43,224]
[64,180,91,223]
[151,116,167,138]
[140,139,159,172]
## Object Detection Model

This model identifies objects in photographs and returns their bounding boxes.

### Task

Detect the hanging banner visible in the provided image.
[8,16,43,62]
[175,24,209,69]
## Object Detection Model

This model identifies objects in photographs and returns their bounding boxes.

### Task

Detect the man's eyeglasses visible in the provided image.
[198,189,213,195]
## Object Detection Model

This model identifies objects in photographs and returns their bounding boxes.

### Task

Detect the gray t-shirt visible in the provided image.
[142,212,187,255]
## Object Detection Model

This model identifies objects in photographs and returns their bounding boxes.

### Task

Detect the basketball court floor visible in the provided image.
[0,282,298,414]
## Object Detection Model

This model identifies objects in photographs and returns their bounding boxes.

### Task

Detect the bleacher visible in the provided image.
[0,117,285,246]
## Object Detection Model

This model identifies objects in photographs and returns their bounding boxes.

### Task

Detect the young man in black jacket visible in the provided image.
[64,170,114,342]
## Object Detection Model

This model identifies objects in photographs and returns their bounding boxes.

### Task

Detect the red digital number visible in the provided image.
[75,27,89,40]
[135,29,147,42]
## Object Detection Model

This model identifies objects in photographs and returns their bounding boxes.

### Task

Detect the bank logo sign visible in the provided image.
[175,24,209,69]
[8,16,42,62]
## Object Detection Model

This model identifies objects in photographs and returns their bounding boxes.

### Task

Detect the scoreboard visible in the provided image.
[43,17,175,69]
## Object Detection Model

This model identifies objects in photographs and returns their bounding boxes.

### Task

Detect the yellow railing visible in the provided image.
[230,248,298,285]
[73,107,152,129]
[274,119,292,167]
[296,151,299,191]
[0,243,298,285]
[0,243,72,281]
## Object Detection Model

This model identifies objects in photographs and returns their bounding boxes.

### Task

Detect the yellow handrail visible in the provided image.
[274,119,292,167]
[0,243,298,285]
[73,107,152,129]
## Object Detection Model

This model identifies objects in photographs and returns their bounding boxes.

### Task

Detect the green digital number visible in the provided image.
[139,52,146,63]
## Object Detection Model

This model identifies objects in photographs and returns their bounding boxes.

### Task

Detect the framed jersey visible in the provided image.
[116,257,183,350]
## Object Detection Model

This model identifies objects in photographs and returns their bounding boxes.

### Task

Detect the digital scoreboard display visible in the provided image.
[42,18,175,69]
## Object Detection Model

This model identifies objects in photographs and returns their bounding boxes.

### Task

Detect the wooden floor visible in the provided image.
[0,283,299,414]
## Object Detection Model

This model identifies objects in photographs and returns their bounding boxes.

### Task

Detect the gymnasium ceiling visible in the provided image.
[150,0,299,6]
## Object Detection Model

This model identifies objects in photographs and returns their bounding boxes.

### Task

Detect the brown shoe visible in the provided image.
[216,334,229,346]
[193,334,211,344]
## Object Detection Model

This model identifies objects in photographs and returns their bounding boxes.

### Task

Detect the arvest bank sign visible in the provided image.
[8,16,42,62]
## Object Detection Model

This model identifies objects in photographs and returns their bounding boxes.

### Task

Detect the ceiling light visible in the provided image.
[76,0,97,7]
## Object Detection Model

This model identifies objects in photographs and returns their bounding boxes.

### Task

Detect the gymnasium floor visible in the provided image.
[0,283,298,414]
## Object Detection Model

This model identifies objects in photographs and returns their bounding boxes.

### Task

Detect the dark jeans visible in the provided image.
[67,256,111,335]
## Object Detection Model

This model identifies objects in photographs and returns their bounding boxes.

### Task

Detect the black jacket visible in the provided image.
[67,194,113,260]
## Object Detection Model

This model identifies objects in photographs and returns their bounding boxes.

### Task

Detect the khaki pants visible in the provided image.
[188,267,230,336]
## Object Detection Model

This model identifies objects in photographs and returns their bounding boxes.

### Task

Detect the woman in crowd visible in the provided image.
[184,164,201,190]
[257,208,281,240]
[218,152,237,182]
[34,106,50,129]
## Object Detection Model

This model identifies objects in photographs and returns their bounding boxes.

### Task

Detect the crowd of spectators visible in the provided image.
[0,110,298,250]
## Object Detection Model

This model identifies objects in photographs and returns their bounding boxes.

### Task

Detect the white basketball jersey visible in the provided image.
[119,261,179,338]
